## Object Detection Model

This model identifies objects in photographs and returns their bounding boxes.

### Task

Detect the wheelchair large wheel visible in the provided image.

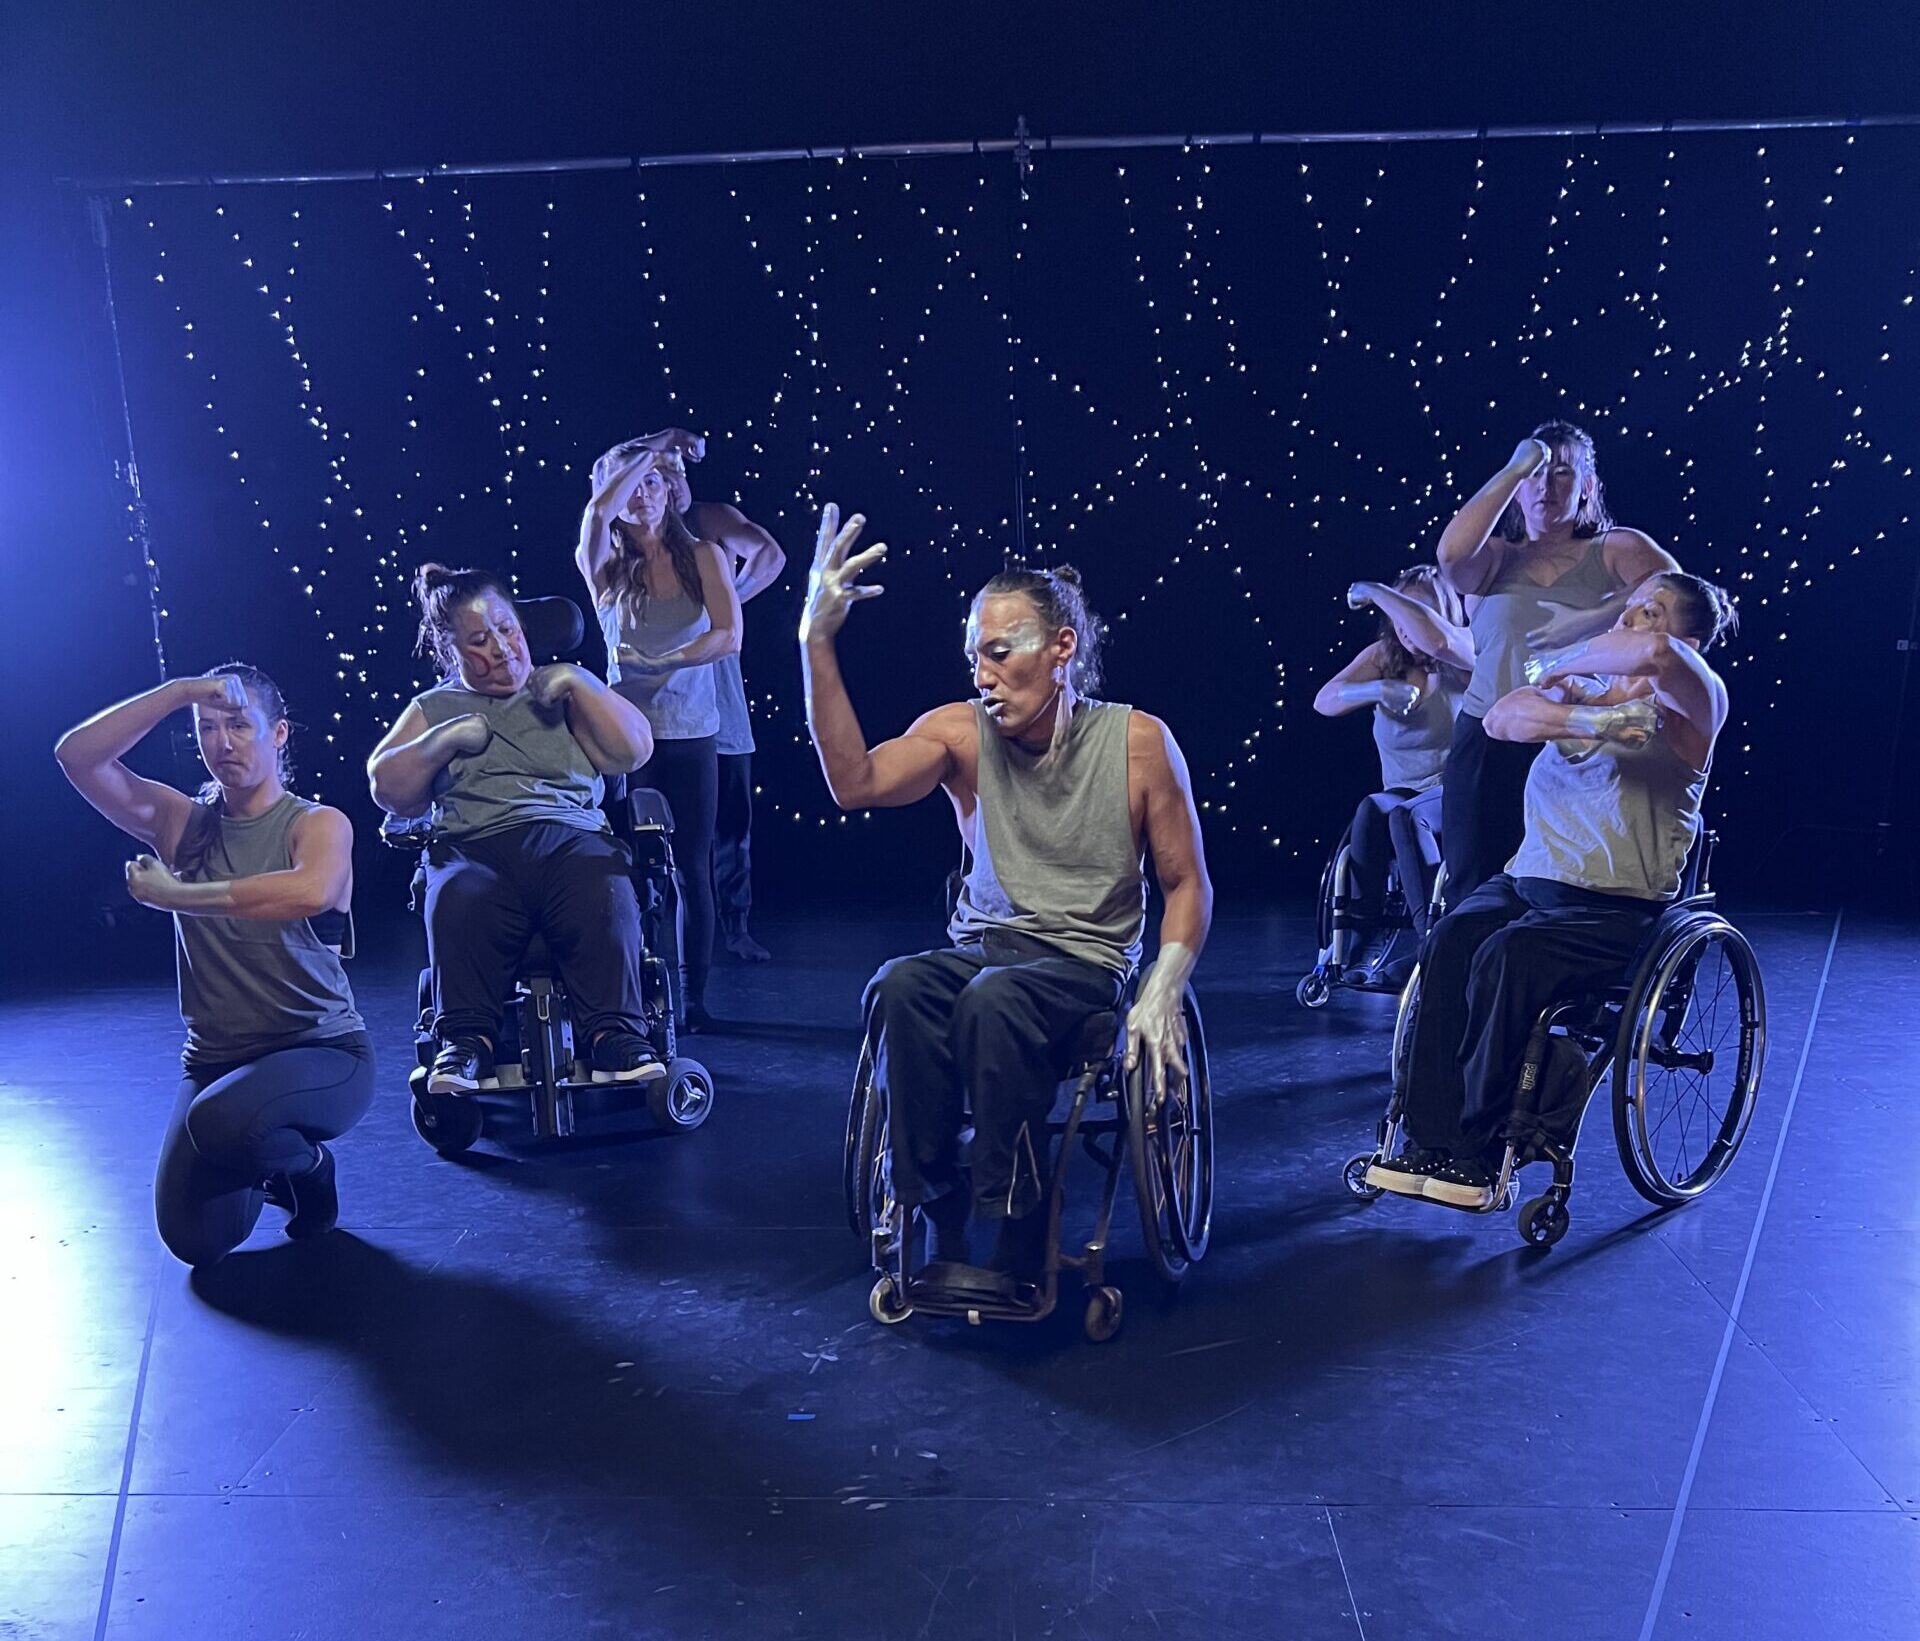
[1127,989,1214,1283]
[1313,841,1342,955]
[1389,962,1422,1092]
[1612,913,1766,1206]
[842,1038,890,1239]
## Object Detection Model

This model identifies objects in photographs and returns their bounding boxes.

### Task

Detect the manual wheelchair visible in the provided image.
[843,960,1214,1342]
[1344,826,1767,1247]
[385,595,715,1157]
[1296,809,1445,1008]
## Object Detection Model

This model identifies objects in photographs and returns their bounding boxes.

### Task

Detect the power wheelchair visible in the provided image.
[384,596,715,1157]
[1297,804,1446,1009]
[844,948,1214,1343]
[1344,825,1767,1247]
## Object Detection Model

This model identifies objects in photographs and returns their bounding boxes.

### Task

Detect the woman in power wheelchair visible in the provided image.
[368,564,712,1153]
[1348,572,1766,1247]
[1301,566,1472,1004]
[805,505,1214,1341]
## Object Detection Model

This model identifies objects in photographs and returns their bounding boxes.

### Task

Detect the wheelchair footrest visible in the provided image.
[905,1262,1049,1322]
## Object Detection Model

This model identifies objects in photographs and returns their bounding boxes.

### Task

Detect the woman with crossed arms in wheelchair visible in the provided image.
[368,564,661,1096]
[1366,570,1736,1209]
[802,503,1212,1296]
[1312,564,1474,983]
[56,665,374,1266]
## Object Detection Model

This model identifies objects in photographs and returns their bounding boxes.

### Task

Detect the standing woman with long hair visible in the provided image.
[55,665,374,1267]
[1435,420,1678,904]
[577,447,742,1031]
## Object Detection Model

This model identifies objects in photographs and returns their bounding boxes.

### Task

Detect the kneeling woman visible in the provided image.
[55,666,374,1267]
[369,564,659,1095]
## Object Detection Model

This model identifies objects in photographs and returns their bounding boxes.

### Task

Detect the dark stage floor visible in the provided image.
[4,906,1914,1640]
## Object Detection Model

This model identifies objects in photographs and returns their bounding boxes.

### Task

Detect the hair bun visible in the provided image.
[1049,564,1083,588]
[413,562,456,594]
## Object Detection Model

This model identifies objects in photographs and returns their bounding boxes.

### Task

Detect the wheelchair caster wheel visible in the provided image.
[869,1276,912,1325]
[1517,1195,1570,1248]
[1083,1285,1124,1343]
[649,1058,714,1133]
[1343,1152,1385,1201]
[411,1093,484,1157]
[1295,974,1332,1010]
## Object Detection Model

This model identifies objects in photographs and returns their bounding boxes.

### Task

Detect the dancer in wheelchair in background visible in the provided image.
[1304,565,1472,998]
[803,503,1211,1304]
[1367,570,1736,1209]
[368,563,660,1097]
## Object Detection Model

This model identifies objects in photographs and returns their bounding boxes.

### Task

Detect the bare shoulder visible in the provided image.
[293,804,355,844]
[1127,710,1188,779]
[689,500,748,532]
[910,700,977,747]
[1603,525,1675,578]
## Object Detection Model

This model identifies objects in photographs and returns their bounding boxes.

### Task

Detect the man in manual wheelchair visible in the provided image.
[803,505,1214,1337]
[1358,571,1766,1242]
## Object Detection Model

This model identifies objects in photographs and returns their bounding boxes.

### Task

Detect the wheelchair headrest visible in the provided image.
[517,595,588,661]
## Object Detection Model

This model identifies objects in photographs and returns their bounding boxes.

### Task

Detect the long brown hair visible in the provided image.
[601,511,706,626]
[1374,566,1464,681]
[1496,418,1615,543]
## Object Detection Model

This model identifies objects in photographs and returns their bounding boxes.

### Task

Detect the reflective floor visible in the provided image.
[3,906,1914,1639]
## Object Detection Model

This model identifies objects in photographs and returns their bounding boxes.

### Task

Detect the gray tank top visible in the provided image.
[712,651,754,756]
[599,585,719,740]
[949,699,1145,975]
[1373,668,1463,792]
[412,679,608,841]
[1462,535,1623,716]
[1508,728,1709,901]
[173,793,365,1067]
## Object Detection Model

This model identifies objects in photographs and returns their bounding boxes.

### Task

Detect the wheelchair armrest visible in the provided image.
[379,812,436,849]
[627,785,676,834]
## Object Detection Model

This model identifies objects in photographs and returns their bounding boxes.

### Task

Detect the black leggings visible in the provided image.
[1439,712,1538,907]
[156,1033,376,1267]
[1347,786,1445,937]
[636,735,718,1011]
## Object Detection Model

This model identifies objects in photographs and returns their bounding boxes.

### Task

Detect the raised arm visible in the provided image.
[1312,643,1422,720]
[1124,713,1213,1098]
[575,448,655,597]
[695,501,788,603]
[1437,438,1548,597]
[1348,580,1476,673]
[125,805,354,922]
[800,503,965,809]
[55,677,228,860]
[366,701,494,818]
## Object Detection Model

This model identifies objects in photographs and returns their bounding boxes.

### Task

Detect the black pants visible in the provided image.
[424,822,644,1044]
[864,934,1123,1221]
[713,750,754,935]
[1347,785,1445,937]
[1403,875,1659,1158]
[1439,712,1538,906]
[156,1033,375,1267]
[637,736,718,1011]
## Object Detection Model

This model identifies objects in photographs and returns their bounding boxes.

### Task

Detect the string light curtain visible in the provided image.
[99,128,1920,886]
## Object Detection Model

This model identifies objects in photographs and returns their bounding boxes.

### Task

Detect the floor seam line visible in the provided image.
[1322,1506,1369,1641]
[91,1256,165,1641]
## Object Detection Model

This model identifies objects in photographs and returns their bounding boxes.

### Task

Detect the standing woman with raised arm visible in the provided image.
[576,446,742,1031]
[1435,420,1678,903]
[54,666,374,1267]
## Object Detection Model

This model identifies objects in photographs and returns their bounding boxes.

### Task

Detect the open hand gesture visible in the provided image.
[800,503,888,645]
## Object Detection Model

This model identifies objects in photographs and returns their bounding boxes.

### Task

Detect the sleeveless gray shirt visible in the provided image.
[949,699,1146,975]
[712,651,755,756]
[174,793,365,1067]
[1463,536,1624,716]
[1508,728,1709,901]
[1373,667,1463,793]
[412,678,608,841]
[598,585,719,741]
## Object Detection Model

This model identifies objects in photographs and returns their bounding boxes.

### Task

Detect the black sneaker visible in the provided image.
[428,1037,493,1095]
[1424,1153,1499,1209]
[263,1144,338,1240]
[589,1030,666,1084]
[988,1211,1049,1285]
[1364,1148,1445,1197]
